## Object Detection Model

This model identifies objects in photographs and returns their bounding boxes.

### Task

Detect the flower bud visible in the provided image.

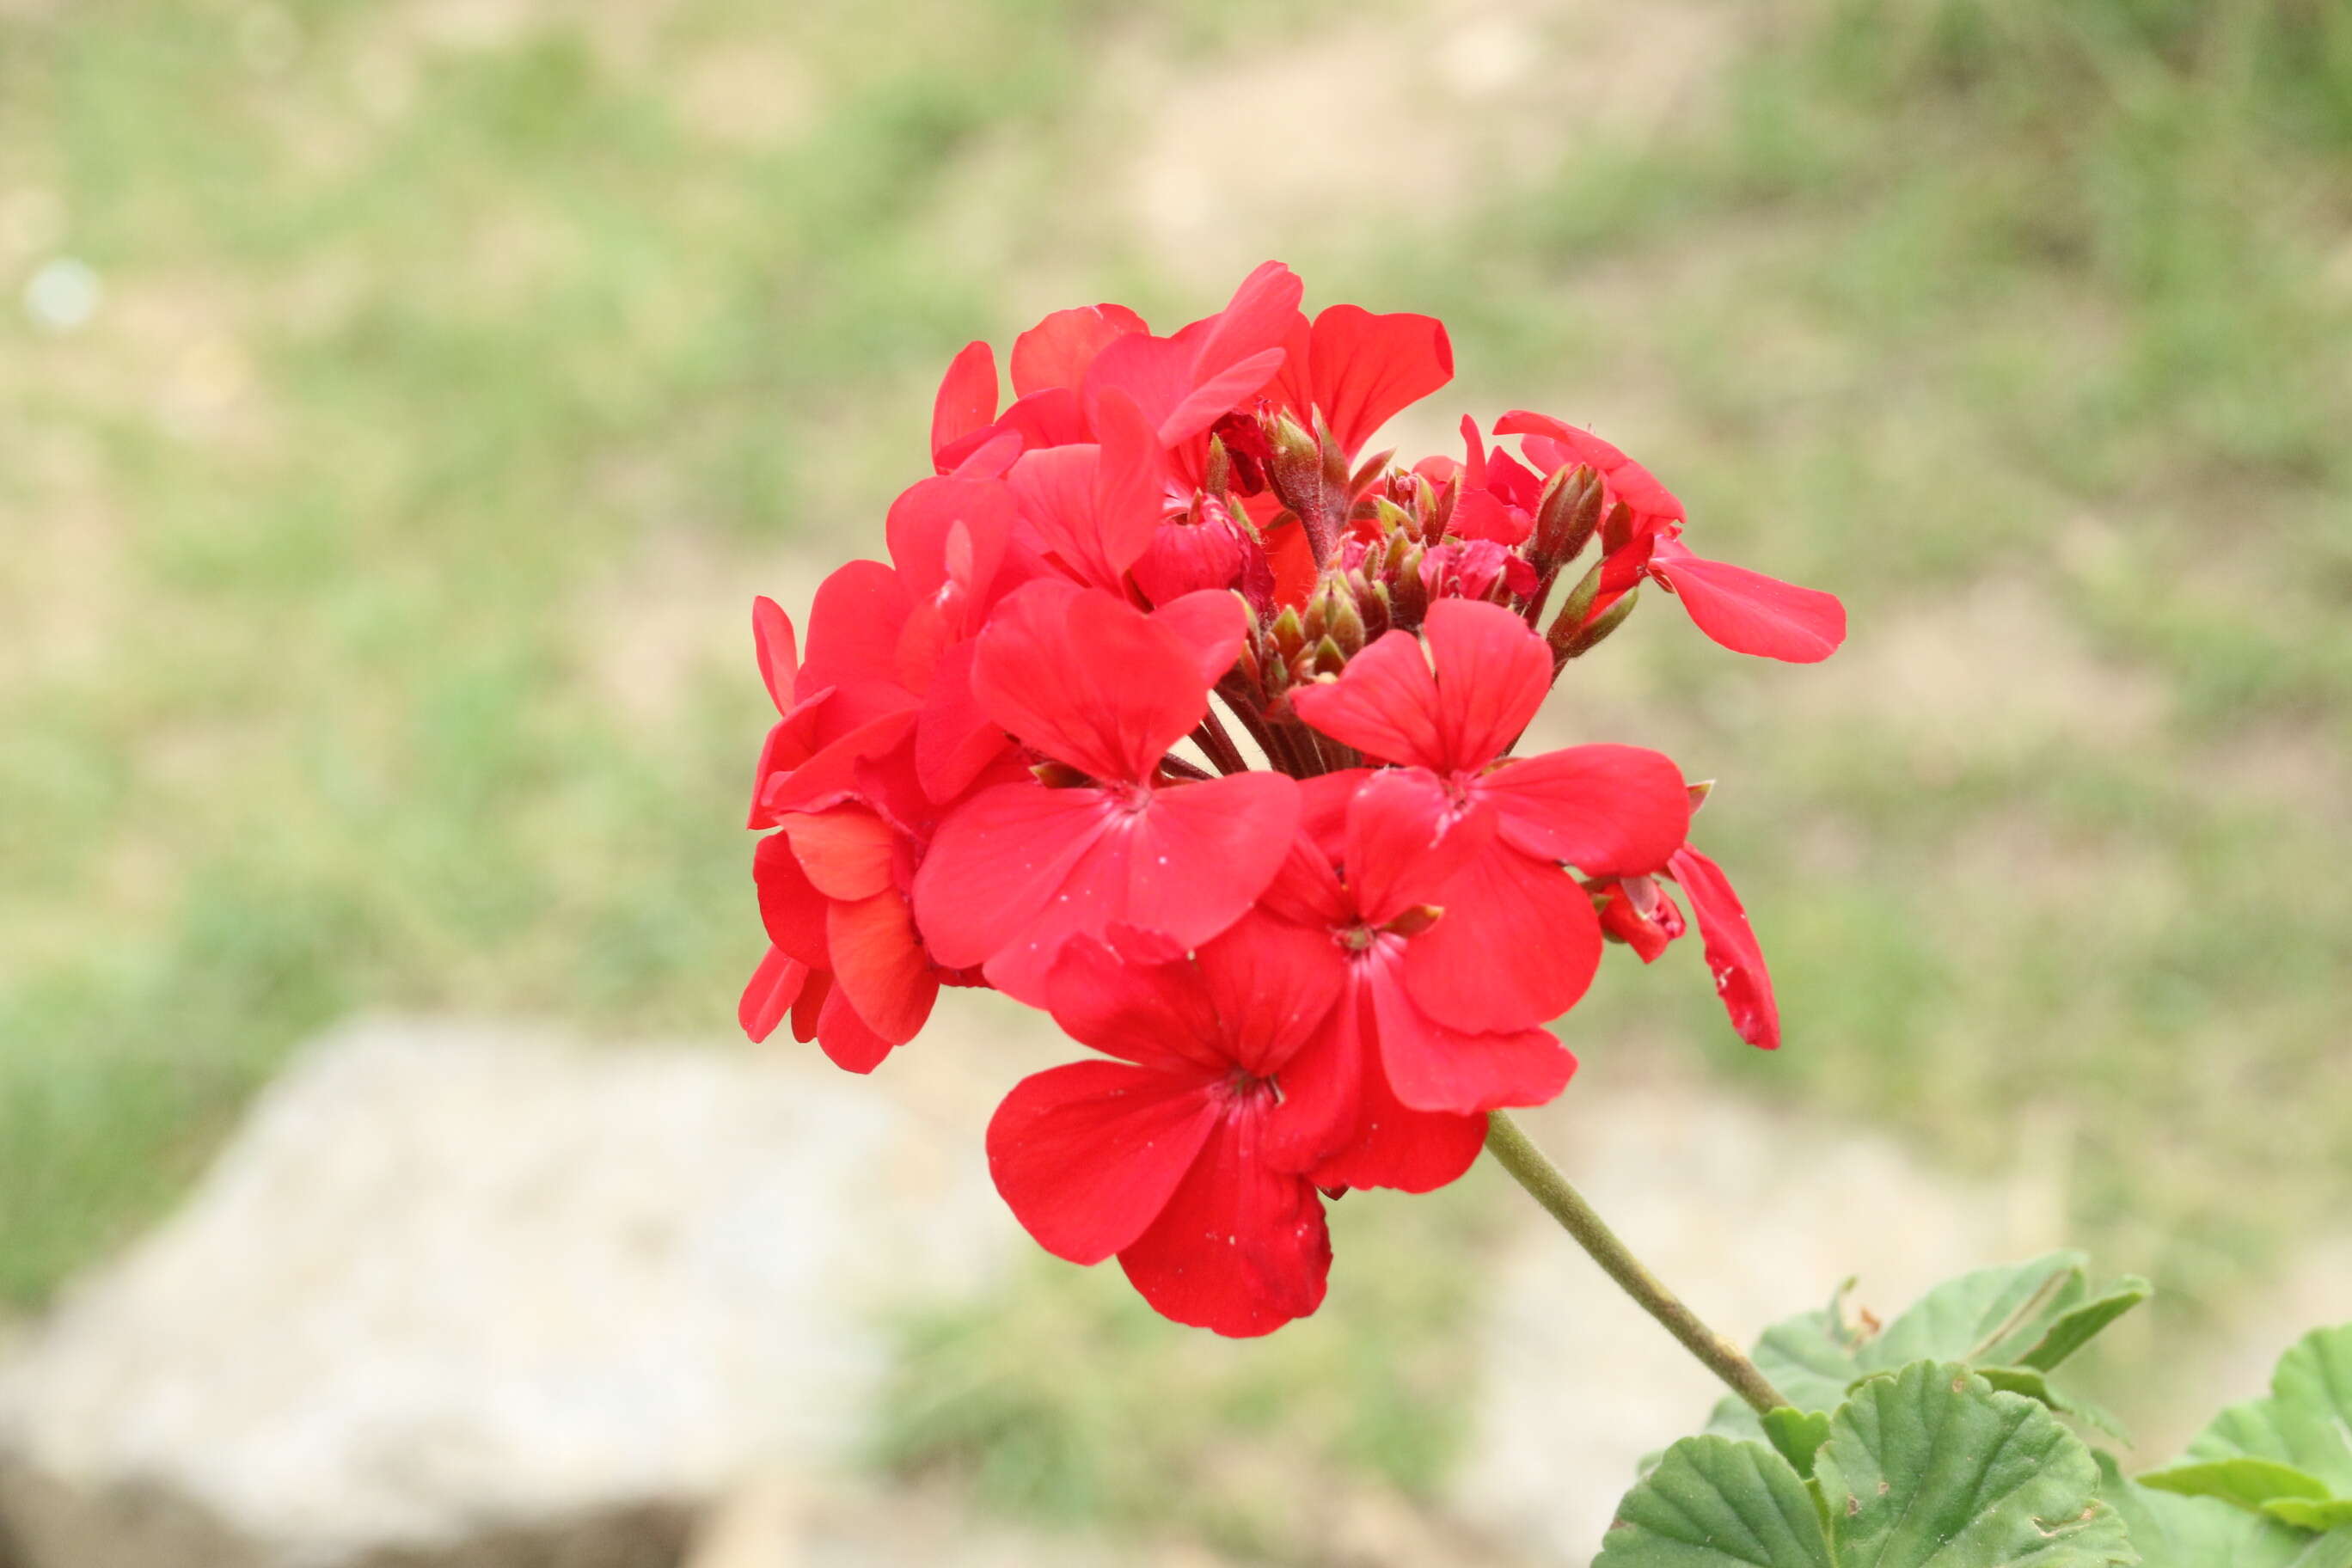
[1204,434,1232,498]
[1311,634,1348,677]
[1269,603,1308,659]
[1533,463,1603,567]
[1265,413,1326,519]
[1322,581,1367,655]
[1559,584,1639,658]
[1545,560,1606,656]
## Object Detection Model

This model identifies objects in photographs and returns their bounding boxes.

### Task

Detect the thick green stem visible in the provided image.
[1484,1111,1788,1418]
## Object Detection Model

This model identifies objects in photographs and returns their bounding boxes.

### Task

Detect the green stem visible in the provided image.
[1484,1111,1788,1418]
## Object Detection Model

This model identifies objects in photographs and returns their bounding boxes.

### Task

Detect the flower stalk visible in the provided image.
[1483,1110,1788,1417]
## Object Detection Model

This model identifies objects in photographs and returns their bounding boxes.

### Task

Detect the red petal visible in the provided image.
[913,640,1010,804]
[1419,598,1553,775]
[1343,766,1497,925]
[1289,628,1447,770]
[971,583,1216,784]
[1402,843,1600,1032]
[1195,915,1346,1079]
[799,560,912,695]
[738,945,808,1044]
[885,476,1014,603]
[988,1059,1222,1265]
[1667,844,1780,1050]
[1492,411,1685,526]
[929,340,998,467]
[978,771,1301,1008]
[1287,305,1455,458]
[1478,744,1692,876]
[912,780,1118,972]
[1372,965,1577,1115]
[1648,541,1846,664]
[1044,934,1227,1073]
[1147,589,1248,689]
[1118,1095,1330,1337]
[1184,261,1305,405]
[1304,989,1486,1193]
[754,832,832,970]
[779,807,896,901]
[826,891,938,1045]
[1010,303,1148,398]
[752,596,798,715]
[817,979,896,1074]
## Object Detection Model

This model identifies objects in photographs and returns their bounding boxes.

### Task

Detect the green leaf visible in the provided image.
[1818,1362,2135,1565]
[1601,1363,2132,1566]
[1761,1406,1833,1480]
[1980,1367,2132,1443]
[1596,1434,1832,1567]
[2098,1452,2323,1568]
[2138,1456,2333,1511]
[2269,1499,2352,1532]
[2018,1277,2153,1372]
[2154,1316,2352,1514]
[1865,1253,2090,1370]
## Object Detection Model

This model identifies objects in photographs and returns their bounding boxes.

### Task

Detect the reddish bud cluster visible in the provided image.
[740,263,1845,1335]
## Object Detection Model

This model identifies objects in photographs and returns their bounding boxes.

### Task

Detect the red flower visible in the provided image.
[910,581,1299,1005]
[742,263,1831,1335]
[1495,411,1847,664]
[1291,598,1693,1030]
[989,928,1342,1337]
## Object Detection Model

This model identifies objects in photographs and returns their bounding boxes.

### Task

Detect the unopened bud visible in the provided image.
[1204,435,1232,499]
[1372,496,1416,539]
[1428,469,1460,542]
[1314,412,1351,495]
[1324,583,1367,655]
[1347,446,1396,501]
[1269,603,1307,658]
[1534,464,1603,567]
[1390,553,1430,627]
[1545,560,1606,655]
[1312,634,1348,677]
[1360,579,1394,641]
[1599,499,1635,555]
[1560,585,1639,658]
[1265,413,1325,517]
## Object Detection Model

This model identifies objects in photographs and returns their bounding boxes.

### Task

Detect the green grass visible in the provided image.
[2,0,2349,1546]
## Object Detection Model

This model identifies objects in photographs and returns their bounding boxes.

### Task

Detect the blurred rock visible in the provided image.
[1449,1067,2060,1565]
[0,1015,1032,1568]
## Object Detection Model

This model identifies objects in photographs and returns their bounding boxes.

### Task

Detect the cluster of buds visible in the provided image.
[738,264,1845,1336]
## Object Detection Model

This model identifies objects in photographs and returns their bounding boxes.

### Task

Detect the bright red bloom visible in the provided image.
[989,927,1342,1337]
[910,581,1298,1005]
[741,262,1830,1337]
[1494,411,1847,664]
[1291,598,1692,1029]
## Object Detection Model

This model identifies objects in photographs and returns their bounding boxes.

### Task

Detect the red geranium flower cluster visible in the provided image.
[740,263,1843,1336]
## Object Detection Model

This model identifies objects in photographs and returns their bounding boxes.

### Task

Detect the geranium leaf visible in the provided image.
[2017,1277,2153,1371]
[1816,1362,2135,1565]
[1603,1363,2132,1566]
[2268,1500,2352,1532]
[2098,1452,2328,1568]
[1862,1253,2089,1370]
[1761,1406,1834,1480]
[1595,1434,1831,1567]
[2178,1325,2352,1496]
[2137,1456,2333,1511]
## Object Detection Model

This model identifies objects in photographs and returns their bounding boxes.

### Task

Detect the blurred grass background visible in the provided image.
[2,0,2349,1555]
